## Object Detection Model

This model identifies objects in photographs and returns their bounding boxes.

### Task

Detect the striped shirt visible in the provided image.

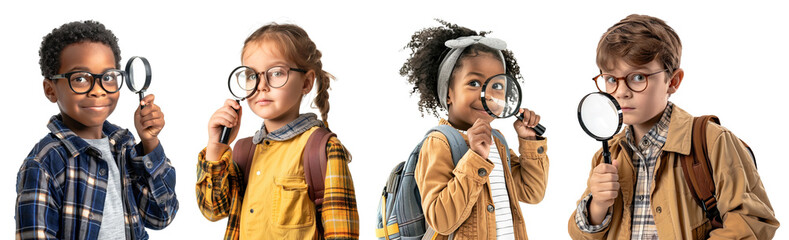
[489,142,515,239]
[457,129,516,239]
[196,113,359,240]
[15,115,179,240]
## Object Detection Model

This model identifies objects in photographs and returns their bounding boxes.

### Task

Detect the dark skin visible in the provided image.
[42,41,164,154]
[446,53,541,159]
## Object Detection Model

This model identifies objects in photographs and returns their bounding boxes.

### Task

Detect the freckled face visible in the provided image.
[241,40,311,122]
[605,59,673,126]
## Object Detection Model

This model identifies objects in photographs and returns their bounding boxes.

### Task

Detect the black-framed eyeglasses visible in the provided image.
[49,70,126,94]
[230,65,307,94]
[593,69,669,94]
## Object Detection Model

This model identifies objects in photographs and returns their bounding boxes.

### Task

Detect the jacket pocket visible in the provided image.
[453,204,479,239]
[273,176,315,229]
[691,220,712,239]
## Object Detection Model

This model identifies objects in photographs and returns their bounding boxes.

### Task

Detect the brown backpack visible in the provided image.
[677,115,756,229]
[232,127,335,231]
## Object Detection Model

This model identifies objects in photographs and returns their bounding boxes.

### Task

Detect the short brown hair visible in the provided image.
[242,23,335,122]
[597,14,682,77]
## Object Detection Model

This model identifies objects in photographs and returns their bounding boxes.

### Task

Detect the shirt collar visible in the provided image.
[252,113,325,144]
[625,102,674,152]
[47,114,129,158]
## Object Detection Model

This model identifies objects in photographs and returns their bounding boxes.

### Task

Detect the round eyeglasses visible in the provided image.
[593,69,668,94]
[49,69,125,94]
[228,65,307,99]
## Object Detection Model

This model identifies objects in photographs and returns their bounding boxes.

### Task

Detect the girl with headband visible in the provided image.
[402,20,549,239]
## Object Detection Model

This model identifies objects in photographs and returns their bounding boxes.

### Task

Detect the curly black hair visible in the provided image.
[39,20,121,78]
[400,19,521,117]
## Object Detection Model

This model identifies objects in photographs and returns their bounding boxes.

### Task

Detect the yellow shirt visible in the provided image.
[240,127,319,240]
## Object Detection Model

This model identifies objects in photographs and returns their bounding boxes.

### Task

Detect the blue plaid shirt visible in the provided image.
[15,115,178,240]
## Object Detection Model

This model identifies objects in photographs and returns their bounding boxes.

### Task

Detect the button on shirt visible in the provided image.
[83,137,126,240]
[625,102,672,240]
[195,113,359,240]
[574,102,673,240]
[15,115,179,240]
[488,142,515,240]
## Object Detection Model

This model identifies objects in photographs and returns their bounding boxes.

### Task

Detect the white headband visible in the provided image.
[437,35,507,109]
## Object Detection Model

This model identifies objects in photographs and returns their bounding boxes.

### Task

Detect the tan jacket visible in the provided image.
[568,106,779,239]
[415,119,549,240]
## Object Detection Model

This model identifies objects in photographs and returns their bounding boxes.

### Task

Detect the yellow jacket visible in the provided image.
[197,115,358,240]
[415,119,549,239]
[568,105,779,239]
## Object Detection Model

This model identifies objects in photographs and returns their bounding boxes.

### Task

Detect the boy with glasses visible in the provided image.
[568,14,778,239]
[15,20,178,240]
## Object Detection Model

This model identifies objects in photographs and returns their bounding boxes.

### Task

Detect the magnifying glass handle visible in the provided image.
[532,124,546,136]
[602,140,611,164]
[219,100,241,144]
[516,112,546,136]
[138,92,146,109]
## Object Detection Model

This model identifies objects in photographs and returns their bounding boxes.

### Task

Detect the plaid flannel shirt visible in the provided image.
[15,115,179,240]
[575,102,673,240]
[623,102,672,240]
[196,113,359,239]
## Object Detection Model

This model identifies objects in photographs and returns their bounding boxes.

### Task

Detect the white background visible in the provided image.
[1,0,787,239]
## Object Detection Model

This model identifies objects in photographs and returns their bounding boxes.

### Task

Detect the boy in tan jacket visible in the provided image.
[568,14,779,239]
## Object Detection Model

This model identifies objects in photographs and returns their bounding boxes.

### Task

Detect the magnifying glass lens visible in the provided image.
[124,56,152,109]
[483,74,520,118]
[129,60,147,92]
[229,66,256,99]
[578,92,622,140]
[480,74,546,136]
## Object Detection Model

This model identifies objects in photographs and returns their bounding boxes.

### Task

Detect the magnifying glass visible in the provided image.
[480,74,546,136]
[124,56,152,109]
[577,92,623,164]
[218,66,258,144]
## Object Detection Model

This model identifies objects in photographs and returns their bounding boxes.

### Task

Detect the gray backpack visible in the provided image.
[375,125,509,239]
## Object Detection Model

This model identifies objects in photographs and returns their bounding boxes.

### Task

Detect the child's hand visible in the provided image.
[467,118,492,159]
[134,94,164,154]
[588,159,620,225]
[513,108,540,140]
[207,99,242,147]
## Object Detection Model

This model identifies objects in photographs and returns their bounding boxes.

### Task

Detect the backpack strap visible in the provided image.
[679,115,723,228]
[232,129,333,234]
[429,125,510,166]
[430,125,468,165]
[491,129,511,167]
[303,127,335,235]
[304,127,334,207]
[231,137,256,185]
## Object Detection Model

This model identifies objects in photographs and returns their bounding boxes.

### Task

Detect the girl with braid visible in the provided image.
[196,23,359,240]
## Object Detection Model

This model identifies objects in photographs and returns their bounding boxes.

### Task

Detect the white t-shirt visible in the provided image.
[489,141,515,239]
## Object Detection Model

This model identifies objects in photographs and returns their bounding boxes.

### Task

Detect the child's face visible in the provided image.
[604,59,679,126]
[242,40,314,122]
[44,42,119,129]
[446,52,503,129]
